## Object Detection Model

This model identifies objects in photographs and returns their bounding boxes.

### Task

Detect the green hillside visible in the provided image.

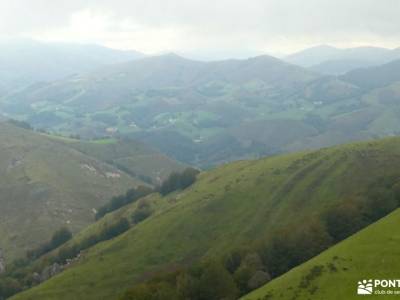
[242,209,400,300]
[3,53,400,169]
[0,122,181,262]
[1,54,360,167]
[341,59,400,90]
[11,137,400,300]
[59,138,185,184]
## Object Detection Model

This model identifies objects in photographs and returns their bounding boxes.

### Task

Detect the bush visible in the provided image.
[323,200,365,242]
[177,263,238,300]
[0,277,22,299]
[159,168,200,196]
[364,187,398,222]
[99,218,130,241]
[26,227,72,260]
[96,186,153,220]
[7,119,33,130]
[194,263,238,300]
[247,271,271,291]
[56,219,130,264]
[57,244,80,263]
[261,220,332,277]
[132,201,153,224]
[51,228,73,250]
[224,249,245,274]
[121,282,178,300]
[233,253,268,294]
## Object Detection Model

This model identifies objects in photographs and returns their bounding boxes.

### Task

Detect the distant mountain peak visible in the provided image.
[286,44,400,73]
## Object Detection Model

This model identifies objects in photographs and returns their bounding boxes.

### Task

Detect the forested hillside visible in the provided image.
[10,137,400,300]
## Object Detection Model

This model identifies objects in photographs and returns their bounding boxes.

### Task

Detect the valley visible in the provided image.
[7,137,400,300]
[0,121,182,262]
[0,28,399,299]
[1,50,400,168]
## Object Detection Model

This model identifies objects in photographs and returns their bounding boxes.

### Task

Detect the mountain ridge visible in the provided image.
[286,45,400,74]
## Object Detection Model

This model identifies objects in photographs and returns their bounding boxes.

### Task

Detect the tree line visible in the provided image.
[0,197,157,300]
[0,167,200,299]
[119,178,400,300]
[26,228,72,261]
[96,167,200,220]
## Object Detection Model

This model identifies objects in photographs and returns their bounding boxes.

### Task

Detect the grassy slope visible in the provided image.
[242,209,400,300]
[49,192,169,259]
[12,137,400,300]
[0,123,140,260]
[11,192,168,279]
[58,137,185,183]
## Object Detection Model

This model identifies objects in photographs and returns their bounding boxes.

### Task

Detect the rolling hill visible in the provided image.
[341,59,400,90]
[3,50,400,169]
[1,53,318,113]
[1,53,366,167]
[242,208,400,300]
[0,121,182,262]
[10,137,400,300]
[0,39,144,96]
[59,137,185,185]
[287,45,400,74]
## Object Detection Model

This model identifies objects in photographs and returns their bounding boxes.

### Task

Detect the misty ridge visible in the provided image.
[2,39,400,167]
[0,1,400,300]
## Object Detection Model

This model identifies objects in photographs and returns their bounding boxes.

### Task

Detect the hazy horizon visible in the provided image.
[1,36,399,62]
[0,0,399,60]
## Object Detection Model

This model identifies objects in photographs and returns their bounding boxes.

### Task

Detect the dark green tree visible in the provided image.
[50,227,73,249]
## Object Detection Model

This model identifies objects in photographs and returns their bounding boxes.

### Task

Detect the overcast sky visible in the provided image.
[0,0,399,59]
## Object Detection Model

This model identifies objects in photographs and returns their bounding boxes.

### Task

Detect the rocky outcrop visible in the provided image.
[33,252,82,284]
[40,263,63,282]
[0,249,5,274]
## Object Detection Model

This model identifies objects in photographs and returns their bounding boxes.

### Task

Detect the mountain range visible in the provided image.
[3,49,400,168]
[0,40,400,300]
[0,51,363,167]
[286,45,400,75]
[0,39,144,96]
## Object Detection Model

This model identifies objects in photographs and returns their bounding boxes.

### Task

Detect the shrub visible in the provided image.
[159,168,200,196]
[224,249,245,274]
[363,187,398,222]
[323,200,365,242]
[26,227,72,260]
[247,271,271,290]
[99,218,130,241]
[121,282,178,300]
[132,201,153,224]
[96,186,153,220]
[195,263,238,300]
[50,228,73,250]
[177,262,238,300]
[56,219,130,264]
[233,253,268,294]
[0,277,23,299]
[261,219,332,277]
[7,119,33,130]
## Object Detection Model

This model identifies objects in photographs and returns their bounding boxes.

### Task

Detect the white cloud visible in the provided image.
[0,0,399,56]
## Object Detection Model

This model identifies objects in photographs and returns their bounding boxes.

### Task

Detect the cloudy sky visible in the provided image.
[0,0,399,58]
